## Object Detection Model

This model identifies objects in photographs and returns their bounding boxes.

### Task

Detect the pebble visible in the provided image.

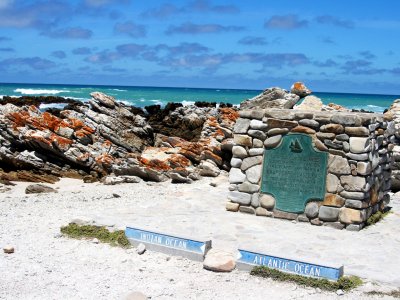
[336,289,344,296]
[136,243,146,255]
[92,238,99,244]
[3,246,14,254]
[112,193,121,198]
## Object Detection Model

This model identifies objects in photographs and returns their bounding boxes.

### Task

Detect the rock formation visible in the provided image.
[0,92,238,183]
[290,82,312,98]
[240,87,300,110]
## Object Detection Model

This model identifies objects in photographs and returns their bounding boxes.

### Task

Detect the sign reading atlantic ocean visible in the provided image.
[261,134,328,213]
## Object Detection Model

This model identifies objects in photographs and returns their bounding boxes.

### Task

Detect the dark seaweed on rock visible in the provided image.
[0,95,81,107]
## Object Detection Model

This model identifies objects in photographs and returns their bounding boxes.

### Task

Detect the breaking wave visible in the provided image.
[14,88,69,95]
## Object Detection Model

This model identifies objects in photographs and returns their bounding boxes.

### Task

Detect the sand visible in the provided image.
[1,176,399,299]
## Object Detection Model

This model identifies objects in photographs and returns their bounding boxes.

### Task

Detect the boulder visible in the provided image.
[203,249,236,272]
[240,87,300,110]
[25,184,57,194]
[294,95,323,111]
[290,82,312,98]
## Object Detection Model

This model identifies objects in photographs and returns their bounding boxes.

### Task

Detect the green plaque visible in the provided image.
[261,134,328,213]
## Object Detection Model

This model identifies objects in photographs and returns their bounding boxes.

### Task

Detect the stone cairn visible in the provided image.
[227,108,394,231]
[385,99,400,190]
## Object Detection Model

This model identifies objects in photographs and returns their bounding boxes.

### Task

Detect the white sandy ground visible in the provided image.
[1,175,400,300]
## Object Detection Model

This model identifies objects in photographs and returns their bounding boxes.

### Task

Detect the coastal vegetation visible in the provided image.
[251,266,362,291]
[60,223,130,248]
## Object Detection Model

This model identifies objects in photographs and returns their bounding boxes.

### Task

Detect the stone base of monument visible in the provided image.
[228,109,394,230]
[236,247,344,281]
[125,226,212,261]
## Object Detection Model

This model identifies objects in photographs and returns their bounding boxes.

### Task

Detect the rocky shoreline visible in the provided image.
[1,82,399,191]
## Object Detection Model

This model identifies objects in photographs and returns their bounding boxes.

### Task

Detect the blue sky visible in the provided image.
[0,0,399,94]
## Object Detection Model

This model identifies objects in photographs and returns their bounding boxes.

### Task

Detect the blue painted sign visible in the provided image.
[125,226,210,256]
[238,249,343,281]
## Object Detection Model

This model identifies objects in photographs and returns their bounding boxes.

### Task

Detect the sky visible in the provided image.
[0,0,399,94]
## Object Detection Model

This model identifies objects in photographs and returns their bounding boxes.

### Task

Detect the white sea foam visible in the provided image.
[111,89,127,92]
[182,100,195,106]
[150,99,163,106]
[14,88,69,95]
[39,103,67,110]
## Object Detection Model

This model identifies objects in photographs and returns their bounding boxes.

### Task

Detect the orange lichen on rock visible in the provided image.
[219,107,239,123]
[139,157,171,171]
[168,154,191,169]
[95,153,114,167]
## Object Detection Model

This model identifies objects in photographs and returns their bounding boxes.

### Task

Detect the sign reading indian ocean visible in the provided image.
[261,133,328,213]
[125,226,211,259]
[237,249,343,280]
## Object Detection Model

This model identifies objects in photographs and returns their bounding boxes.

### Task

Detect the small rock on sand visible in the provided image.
[3,246,14,254]
[25,184,57,194]
[136,243,146,255]
[203,249,236,272]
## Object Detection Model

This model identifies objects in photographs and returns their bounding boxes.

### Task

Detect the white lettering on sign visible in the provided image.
[140,233,188,249]
[294,263,321,277]
[251,255,322,277]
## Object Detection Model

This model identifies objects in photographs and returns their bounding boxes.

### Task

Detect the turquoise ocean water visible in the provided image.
[0,83,399,113]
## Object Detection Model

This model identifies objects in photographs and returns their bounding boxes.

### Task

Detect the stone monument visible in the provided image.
[227,108,394,231]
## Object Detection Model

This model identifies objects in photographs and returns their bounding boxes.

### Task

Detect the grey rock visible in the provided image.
[239,206,256,214]
[340,191,367,200]
[232,146,248,159]
[230,158,242,168]
[346,224,363,232]
[228,191,251,205]
[249,148,264,156]
[267,128,289,136]
[273,210,297,220]
[199,160,220,177]
[340,175,366,192]
[299,119,319,128]
[228,184,237,191]
[346,152,369,161]
[233,118,250,134]
[328,155,351,175]
[229,168,246,184]
[170,172,193,183]
[345,127,369,137]
[316,132,336,140]
[251,193,260,207]
[305,202,319,219]
[253,138,264,148]
[259,194,275,209]
[335,134,349,141]
[246,165,262,184]
[25,184,57,194]
[318,206,339,222]
[241,156,263,171]
[255,207,272,216]
[250,119,268,130]
[264,135,282,149]
[342,141,350,152]
[349,137,370,154]
[136,243,146,255]
[248,130,266,140]
[91,91,116,108]
[239,110,264,120]
[240,87,300,110]
[324,140,343,150]
[238,182,259,193]
[330,114,362,126]
[345,199,366,209]
[326,174,340,193]
[92,238,99,244]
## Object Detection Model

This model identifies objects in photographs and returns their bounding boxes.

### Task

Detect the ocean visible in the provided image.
[0,82,399,113]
